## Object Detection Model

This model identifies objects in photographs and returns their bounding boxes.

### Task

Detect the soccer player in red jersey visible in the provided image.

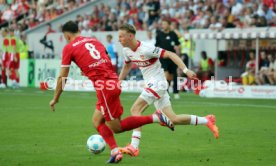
[49,21,173,164]
[9,29,21,88]
[1,28,10,88]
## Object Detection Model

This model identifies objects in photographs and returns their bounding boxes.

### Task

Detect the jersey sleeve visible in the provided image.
[61,45,72,67]
[145,44,165,59]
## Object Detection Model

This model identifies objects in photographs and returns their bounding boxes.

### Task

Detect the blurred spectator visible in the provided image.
[257,4,276,24]
[80,25,93,37]
[146,0,160,26]
[19,33,29,60]
[217,52,226,67]
[143,29,155,46]
[106,34,118,72]
[1,5,14,22]
[256,16,268,27]
[241,51,255,85]
[264,54,275,85]
[197,51,214,82]
[2,0,276,33]
[0,0,91,30]
[229,0,243,16]
[255,51,269,85]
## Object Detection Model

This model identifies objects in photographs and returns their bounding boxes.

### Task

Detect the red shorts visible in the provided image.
[9,53,20,69]
[95,79,123,121]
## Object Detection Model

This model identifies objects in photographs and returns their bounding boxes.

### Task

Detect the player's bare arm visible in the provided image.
[49,67,70,111]
[163,50,198,80]
[119,62,132,80]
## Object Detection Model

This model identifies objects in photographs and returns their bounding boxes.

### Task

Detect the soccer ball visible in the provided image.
[86,134,106,154]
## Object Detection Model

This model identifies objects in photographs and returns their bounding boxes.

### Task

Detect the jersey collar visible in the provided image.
[132,40,141,52]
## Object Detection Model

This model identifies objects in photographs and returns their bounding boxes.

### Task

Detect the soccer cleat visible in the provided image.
[155,110,174,131]
[205,115,219,139]
[106,151,123,164]
[119,144,139,157]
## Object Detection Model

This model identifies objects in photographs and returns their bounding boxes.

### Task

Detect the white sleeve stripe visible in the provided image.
[61,65,70,67]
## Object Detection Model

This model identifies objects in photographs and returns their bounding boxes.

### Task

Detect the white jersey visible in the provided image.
[122,41,166,81]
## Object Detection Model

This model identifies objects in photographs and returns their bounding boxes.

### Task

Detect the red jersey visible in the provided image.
[61,36,118,81]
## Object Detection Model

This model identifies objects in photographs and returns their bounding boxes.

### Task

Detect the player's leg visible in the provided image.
[119,87,174,156]
[169,62,179,99]
[1,67,7,87]
[274,71,276,83]
[15,53,20,87]
[266,70,274,85]
[118,97,149,156]
[9,67,17,88]
[254,73,262,85]
[248,73,255,85]
[107,113,163,134]
[1,56,8,87]
[161,58,173,91]
[129,97,148,149]
[259,72,265,84]
[99,84,173,134]
[157,93,219,138]
[92,109,123,164]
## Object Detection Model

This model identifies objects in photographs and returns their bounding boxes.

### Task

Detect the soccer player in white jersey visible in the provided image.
[118,23,219,156]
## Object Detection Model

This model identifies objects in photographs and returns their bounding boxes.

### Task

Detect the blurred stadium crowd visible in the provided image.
[1,0,276,34]
[76,0,276,32]
[0,0,92,32]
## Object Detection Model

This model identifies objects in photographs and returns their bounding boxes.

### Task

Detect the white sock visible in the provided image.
[111,147,118,155]
[131,131,141,149]
[190,115,208,125]
[152,114,159,123]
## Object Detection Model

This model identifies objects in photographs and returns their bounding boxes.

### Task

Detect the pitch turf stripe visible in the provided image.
[1,90,276,109]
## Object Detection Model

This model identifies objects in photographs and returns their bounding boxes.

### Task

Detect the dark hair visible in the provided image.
[107,34,112,39]
[119,23,136,35]
[201,51,207,59]
[62,21,79,33]
[162,19,171,25]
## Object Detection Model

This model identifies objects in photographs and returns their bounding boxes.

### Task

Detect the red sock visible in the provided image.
[97,124,117,150]
[16,76,19,83]
[9,70,16,80]
[120,115,153,131]
[1,69,6,84]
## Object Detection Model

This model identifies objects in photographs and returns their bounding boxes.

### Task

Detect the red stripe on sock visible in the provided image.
[132,136,141,140]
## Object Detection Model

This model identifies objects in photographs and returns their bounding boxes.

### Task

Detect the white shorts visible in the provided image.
[139,78,171,110]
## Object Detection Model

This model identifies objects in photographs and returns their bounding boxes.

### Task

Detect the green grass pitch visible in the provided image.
[0,88,276,166]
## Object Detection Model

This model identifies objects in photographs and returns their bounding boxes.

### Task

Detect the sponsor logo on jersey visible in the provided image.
[153,47,160,54]
[132,58,158,67]
[88,59,108,68]
[134,60,151,67]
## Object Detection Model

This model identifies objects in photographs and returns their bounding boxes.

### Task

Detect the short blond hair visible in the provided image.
[119,23,136,35]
